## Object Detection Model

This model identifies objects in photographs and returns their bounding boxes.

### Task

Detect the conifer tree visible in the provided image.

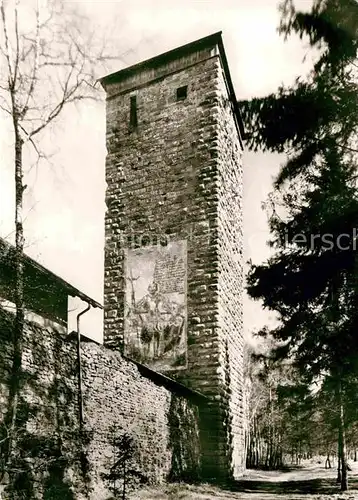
[242,0,358,490]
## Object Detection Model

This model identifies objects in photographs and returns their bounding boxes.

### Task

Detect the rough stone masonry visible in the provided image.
[0,308,203,499]
[101,32,245,480]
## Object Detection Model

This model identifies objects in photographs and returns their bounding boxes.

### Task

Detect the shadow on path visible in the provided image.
[229,467,358,496]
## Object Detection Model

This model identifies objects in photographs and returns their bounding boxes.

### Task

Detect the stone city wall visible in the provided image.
[0,311,202,499]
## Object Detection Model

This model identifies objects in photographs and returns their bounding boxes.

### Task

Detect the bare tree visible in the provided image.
[0,0,115,478]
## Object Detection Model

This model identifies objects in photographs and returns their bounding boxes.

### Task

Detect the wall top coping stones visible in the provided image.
[99,31,244,145]
[122,354,208,404]
[67,330,101,345]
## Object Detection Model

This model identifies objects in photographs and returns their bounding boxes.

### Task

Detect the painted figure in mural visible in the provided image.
[126,281,185,362]
[135,282,171,358]
[161,302,185,356]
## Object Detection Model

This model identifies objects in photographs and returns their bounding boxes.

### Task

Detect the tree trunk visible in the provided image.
[6,123,24,470]
[338,386,348,492]
[337,455,341,484]
[122,461,126,500]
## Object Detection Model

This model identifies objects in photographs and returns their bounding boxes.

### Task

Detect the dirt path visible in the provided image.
[130,462,358,499]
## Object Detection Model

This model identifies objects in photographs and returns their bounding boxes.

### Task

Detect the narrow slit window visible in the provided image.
[176,85,187,101]
[129,95,137,129]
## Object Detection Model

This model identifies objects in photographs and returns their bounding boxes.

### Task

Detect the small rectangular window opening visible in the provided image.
[176,85,188,101]
[129,95,138,129]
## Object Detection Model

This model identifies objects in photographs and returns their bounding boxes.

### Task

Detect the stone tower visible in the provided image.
[101,32,245,480]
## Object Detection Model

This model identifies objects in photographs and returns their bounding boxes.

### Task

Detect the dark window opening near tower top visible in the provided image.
[176,85,187,101]
[129,95,137,130]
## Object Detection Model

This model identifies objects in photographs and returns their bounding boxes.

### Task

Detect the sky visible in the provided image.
[0,0,315,341]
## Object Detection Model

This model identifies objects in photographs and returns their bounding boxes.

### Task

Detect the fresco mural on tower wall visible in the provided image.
[123,240,187,372]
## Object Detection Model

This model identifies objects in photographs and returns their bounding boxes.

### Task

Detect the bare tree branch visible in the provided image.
[336,142,358,154]
[0,0,14,88]
[0,101,11,115]
[20,1,41,119]
[13,0,20,86]
[29,67,96,139]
